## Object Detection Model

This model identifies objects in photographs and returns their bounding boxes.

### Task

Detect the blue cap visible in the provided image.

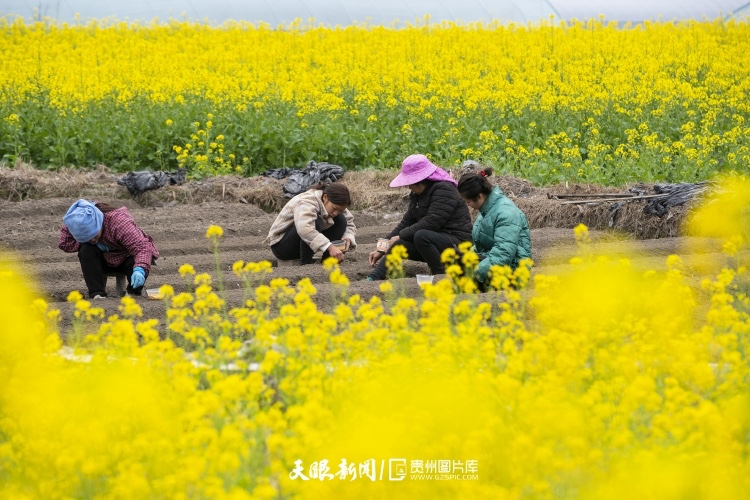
[63,199,103,243]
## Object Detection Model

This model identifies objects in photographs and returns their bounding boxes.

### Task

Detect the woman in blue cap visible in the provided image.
[59,199,159,299]
[367,154,472,281]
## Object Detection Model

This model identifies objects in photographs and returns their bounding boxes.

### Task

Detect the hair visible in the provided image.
[457,167,494,200]
[94,202,119,213]
[309,182,351,207]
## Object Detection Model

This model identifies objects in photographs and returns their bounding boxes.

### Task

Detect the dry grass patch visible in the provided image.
[0,163,700,238]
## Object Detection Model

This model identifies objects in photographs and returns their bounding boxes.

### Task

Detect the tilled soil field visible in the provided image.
[0,194,731,334]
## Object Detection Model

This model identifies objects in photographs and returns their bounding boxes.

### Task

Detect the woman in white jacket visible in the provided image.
[266,183,357,265]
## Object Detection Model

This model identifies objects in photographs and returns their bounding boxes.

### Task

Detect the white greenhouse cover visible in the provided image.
[1,0,748,26]
[554,0,749,25]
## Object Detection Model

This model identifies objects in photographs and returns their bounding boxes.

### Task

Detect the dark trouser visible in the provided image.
[78,243,144,298]
[368,229,463,280]
[271,214,347,265]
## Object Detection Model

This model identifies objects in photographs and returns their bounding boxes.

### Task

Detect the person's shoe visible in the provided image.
[92,294,107,300]
[365,277,375,282]
[115,275,127,297]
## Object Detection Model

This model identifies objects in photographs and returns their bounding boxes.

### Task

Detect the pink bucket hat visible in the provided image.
[389,154,438,188]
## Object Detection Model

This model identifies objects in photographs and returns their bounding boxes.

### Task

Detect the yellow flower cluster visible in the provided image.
[1,178,749,497]
[174,115,250,179]
[324,257,350,286]
[205,224,224,240]
[385,244,408,280]
[0,18,748,181]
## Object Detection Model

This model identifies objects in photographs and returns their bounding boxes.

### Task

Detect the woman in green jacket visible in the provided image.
[457,167,532,287]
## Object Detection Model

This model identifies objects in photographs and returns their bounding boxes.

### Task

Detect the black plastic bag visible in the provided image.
[117,168,187,196]
[262,161,345,198]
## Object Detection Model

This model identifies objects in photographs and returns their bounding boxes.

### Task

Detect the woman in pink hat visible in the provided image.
[367,154,472,281]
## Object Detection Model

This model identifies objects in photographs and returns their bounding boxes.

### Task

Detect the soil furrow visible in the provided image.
[1,196,729,336]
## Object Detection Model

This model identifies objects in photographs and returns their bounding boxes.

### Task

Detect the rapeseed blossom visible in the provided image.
[205,225,224,240]
[178,263,196,277]
[0,18,748,181]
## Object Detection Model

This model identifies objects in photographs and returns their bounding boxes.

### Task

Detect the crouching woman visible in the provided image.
[266,183,357,265]
[367,154,472,280]
[457,168,532,288]
[59,199,159,299]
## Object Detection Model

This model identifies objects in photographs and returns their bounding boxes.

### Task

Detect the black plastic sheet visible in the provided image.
[262,161,345,198]
[117,168,187,196]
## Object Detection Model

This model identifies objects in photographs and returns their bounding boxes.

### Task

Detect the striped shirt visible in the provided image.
[266,189,357,253]
[59,206,159,272]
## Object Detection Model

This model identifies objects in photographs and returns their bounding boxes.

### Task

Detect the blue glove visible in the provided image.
[130,267,146,288]
[96,242,110,252]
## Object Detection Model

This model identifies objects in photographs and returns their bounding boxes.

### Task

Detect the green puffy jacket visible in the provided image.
[472,186,532,282]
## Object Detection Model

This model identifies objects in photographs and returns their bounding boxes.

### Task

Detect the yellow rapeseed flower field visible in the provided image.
[0,17,748,182]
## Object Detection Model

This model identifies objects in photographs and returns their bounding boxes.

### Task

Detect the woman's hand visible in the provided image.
[343,238,352,251]
[368,250,384,267]
[328,245,345,262]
